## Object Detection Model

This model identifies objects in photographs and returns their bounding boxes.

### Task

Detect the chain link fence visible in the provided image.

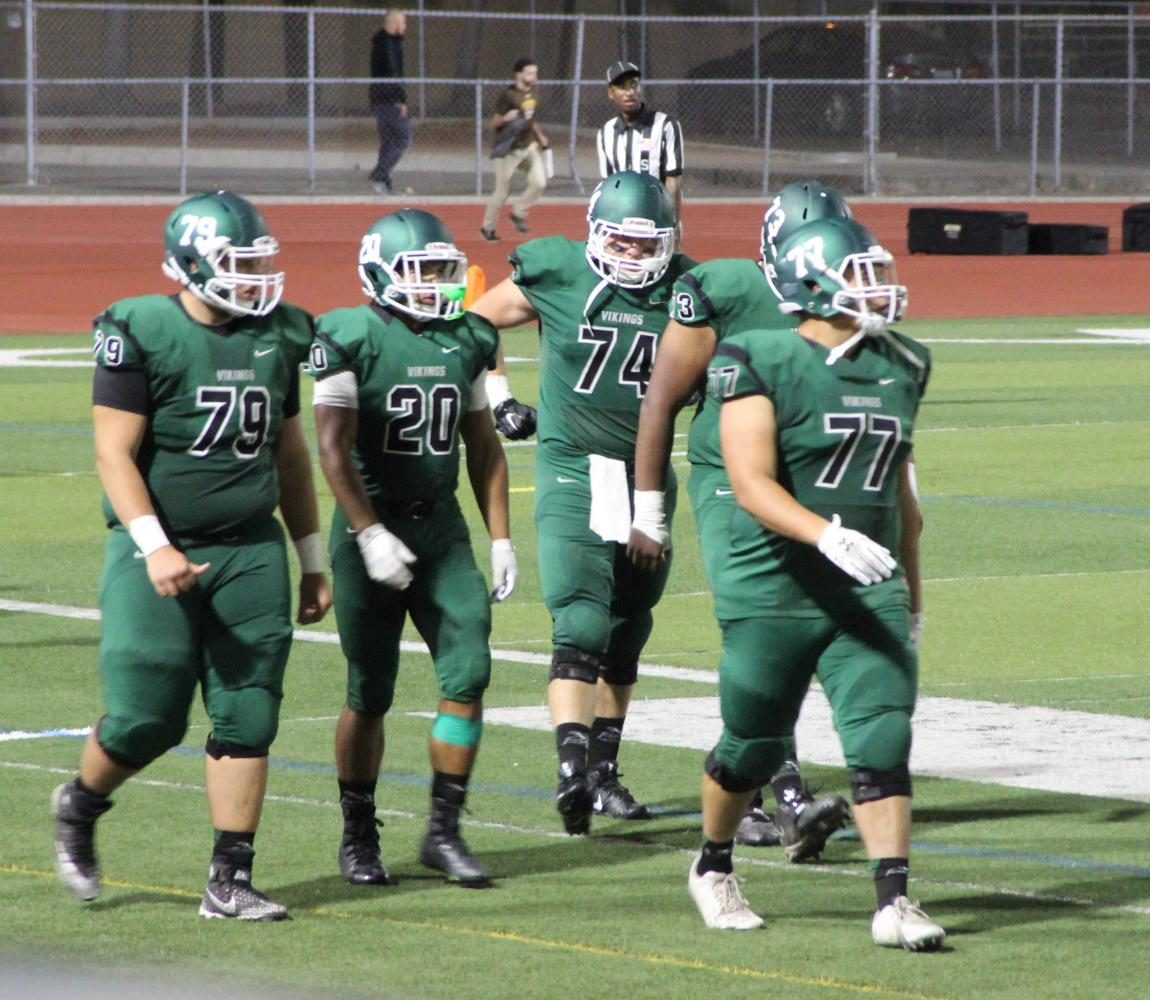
[2,2,1150,197]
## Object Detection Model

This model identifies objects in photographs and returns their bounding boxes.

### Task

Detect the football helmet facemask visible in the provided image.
[359,210,468,321]
[585,171,676,289]
[760,180,852,269]
[161,190,284,317]
[768,217,907,335]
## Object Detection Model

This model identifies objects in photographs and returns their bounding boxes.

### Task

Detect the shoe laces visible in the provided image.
[344,815,383,858]
[713,872,753,915]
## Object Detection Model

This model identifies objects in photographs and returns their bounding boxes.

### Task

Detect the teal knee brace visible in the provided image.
[431,712,483,748]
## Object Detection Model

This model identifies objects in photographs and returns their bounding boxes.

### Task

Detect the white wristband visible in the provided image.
[293,532,326,574]
[632,490,666,523]
[486,373,512,409]
[128,514,171,557]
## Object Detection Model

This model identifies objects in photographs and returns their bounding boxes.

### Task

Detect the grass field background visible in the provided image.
[2,317,1150,999]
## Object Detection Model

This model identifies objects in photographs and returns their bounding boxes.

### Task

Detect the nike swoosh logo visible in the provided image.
[715,488,734,496]
[878,377,896,385]
[442,346,461,354]
[254,347,276,357]
[556,476,577,484]
[205,887,238,916]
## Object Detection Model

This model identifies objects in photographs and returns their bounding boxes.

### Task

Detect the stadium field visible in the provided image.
[2,315,1149,1000]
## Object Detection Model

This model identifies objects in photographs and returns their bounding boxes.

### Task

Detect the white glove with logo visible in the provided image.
[357,523,416,590]
[630,490,669,548]
[490,538,518,603]
[816,514,896,585]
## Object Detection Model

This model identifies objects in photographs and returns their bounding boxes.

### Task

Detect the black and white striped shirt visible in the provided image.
[596,105,684,181]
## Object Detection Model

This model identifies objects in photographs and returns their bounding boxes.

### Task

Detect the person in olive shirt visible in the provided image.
[481,57,550,242]
[52,190,331,922]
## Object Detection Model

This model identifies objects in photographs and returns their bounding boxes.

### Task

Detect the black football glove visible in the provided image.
[493,398,537,440]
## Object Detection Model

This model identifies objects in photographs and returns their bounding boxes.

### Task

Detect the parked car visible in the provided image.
[683,21,988,139]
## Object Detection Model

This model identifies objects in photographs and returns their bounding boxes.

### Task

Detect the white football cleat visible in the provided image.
[687,860,764,930]
[871,896,946,951]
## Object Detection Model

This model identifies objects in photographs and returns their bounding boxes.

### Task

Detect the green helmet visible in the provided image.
[358,209,468,320]
[161,190,284,317]
[585,171,676,289]
[767,217,907,333]
[760,180,852,269]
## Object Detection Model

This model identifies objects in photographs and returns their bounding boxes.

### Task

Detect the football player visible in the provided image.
[470,171,695,834]
[310,209,515,888]
[688,216,944,952]
[629,181,868,859]
[53,190,331,921]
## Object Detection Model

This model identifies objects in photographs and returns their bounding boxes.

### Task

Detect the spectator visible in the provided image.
[481,57,549,243]
[369,9,410,195]
[596,61,684,223]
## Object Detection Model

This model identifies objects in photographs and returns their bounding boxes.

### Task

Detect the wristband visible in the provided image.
[486,373,512,409]
[127,514,171,557]
[632,490,666,523]
[293,532,326,574]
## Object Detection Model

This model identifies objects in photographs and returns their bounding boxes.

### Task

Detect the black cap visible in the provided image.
[606,60,641,85]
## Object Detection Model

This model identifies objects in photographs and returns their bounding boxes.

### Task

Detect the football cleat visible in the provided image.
[777,789,851,863]
[687,860,764,931]
[420,795,491,888]
[589,761,650,820]
[198,861,290,922]
[871,896,946,952]
[555,761,593,835]
[339,795,395,886]
[420,831,491,888]
[52,780,113,902]
[734,803,782,847]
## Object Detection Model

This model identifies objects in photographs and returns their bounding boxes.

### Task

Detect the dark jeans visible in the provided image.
[371,103,412,184]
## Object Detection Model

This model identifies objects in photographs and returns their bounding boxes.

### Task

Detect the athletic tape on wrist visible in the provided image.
[293,532,326,574]
[127,515,171,557]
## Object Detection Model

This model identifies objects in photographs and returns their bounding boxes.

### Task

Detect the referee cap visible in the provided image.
[606,60,641,85]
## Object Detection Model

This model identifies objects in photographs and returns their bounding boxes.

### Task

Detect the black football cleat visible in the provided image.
[339,792,395,886]
[420,796,491,888]
[777,788,851,863]
[589,761,650,820]
[555,761,593,835]
[52,780,113,902]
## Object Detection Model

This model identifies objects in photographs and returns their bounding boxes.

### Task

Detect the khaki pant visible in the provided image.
[482,141,547,230]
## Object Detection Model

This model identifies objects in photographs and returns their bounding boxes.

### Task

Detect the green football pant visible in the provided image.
[329,500,491,715]
[535,446,676,664]
[712,604,917,786]
[97,518,292,766]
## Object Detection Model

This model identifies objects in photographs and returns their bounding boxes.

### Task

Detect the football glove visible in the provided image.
[490,538,518,603]
[816,514,895,585]
[630,490,669,548]
[357,523,416,590]
[493,398,537,440]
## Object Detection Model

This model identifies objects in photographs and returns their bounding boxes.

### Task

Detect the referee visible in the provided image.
[595,61,685,222]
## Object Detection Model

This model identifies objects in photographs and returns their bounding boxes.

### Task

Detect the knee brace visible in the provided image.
[850,765,912,804]
[704,749,763,795]
[549,647,599,685]
[430,712,483,749]
[205,734,269,760]
[599,657,638,687]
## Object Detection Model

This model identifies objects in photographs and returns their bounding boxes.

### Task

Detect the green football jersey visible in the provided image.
[668,257,794,471]
[512,236,696,461]
[706,326,931,616]
[92,294,313,540]
[310,305,498,502]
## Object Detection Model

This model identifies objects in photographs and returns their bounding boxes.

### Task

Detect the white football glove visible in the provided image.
[909,611,925,649]
[357,523,416,590]
[816,514,896,585]
[490,538,518,603]
[630,490,669,548]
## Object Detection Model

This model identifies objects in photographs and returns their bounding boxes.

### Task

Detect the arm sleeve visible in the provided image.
[92,366,149,414]
[312,368,359,409]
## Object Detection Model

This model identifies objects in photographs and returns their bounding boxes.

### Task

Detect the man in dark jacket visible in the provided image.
[369,10,410,195]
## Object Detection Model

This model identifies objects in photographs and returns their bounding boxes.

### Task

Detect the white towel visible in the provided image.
[587,454,631,543]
